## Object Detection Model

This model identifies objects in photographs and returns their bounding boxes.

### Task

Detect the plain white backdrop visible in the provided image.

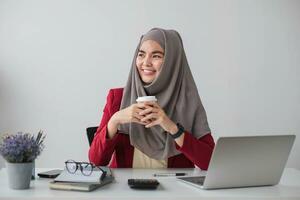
[0,0,299,169]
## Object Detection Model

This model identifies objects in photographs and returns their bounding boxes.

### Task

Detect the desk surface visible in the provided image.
[0,168,300,200]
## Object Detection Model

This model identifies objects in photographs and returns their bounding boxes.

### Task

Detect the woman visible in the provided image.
[89,28,215,169]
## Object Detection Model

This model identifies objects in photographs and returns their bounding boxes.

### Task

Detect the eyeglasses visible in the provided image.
[65,160,107,179]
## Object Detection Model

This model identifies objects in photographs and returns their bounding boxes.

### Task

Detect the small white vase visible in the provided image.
[6,162,34,189]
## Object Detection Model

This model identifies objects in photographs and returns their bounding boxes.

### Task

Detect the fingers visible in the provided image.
[133,103,154,124]
[129,102,164,128]
[133,112,143,120]
[143,101,159,108]
[139,107,159,116]
[131,104,145,119]
[136,103,162,126]
[141,113,159,123]
[136,103,149,109]
[131,117,148,125]
[133,104,144,112]
[145,119,160,128]
[136,102,159,109]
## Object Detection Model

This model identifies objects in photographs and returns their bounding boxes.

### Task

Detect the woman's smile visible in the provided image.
[141,68,157,76]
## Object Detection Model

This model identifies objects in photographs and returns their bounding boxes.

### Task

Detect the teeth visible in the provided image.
[143,69,155,73]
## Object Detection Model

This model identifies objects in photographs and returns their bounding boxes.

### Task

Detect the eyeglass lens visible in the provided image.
[80,163,93,176]
[66,160,77,173]
[65,160,95,176]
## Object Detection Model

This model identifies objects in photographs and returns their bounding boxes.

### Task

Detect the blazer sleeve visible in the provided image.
[176,132,215,170]
[88,89,120,166]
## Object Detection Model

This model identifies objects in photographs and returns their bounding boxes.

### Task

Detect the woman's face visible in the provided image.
[136,40,164,84]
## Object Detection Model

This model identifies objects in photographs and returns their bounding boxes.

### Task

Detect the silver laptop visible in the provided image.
[178,135,295,190]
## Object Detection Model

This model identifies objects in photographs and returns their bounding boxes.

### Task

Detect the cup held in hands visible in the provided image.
[136,96,157,103]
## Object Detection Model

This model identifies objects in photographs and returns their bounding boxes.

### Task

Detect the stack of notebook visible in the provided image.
[49,167,114,192]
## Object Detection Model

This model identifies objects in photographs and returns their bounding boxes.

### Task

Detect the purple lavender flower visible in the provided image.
[0,131,46,163]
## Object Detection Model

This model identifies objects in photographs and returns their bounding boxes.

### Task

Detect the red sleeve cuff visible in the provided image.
[101,125,119,146]
[174,132,214,170]
[175,132,188,151]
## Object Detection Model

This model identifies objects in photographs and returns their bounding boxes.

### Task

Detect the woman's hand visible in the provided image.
[138,102,185,147]
[114,103,148,125]
[107,103,147,139]
[138,102,178,134]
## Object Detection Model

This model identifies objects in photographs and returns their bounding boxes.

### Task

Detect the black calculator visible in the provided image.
[128,178,159,189]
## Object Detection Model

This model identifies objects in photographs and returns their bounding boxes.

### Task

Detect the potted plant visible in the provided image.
[0,131,45,189]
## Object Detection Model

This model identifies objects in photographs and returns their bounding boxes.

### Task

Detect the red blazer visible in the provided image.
[89,88,215,169]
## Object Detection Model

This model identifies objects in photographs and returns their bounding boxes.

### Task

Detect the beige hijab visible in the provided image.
[119,28,211,160]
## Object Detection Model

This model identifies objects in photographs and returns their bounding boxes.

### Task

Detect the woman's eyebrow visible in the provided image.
[138,50,164,55]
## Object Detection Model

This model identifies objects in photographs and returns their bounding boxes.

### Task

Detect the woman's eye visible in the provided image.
[153,55,162,59]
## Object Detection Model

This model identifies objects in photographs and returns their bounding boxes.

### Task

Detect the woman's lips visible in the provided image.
[142,69,156,76]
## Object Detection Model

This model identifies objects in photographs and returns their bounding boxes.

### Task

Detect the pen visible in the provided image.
[153,173,186,177]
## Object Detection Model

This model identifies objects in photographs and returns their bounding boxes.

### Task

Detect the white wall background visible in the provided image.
[0,0,299,169]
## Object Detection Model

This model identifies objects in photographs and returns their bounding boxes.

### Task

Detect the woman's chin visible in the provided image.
[141,78,155,84]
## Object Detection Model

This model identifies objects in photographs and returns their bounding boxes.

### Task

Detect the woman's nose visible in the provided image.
[143,56,152,66]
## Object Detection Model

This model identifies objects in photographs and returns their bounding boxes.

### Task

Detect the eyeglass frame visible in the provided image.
[64,160,107,180]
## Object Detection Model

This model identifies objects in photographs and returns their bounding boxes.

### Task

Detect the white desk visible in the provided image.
[0,168,300,200]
